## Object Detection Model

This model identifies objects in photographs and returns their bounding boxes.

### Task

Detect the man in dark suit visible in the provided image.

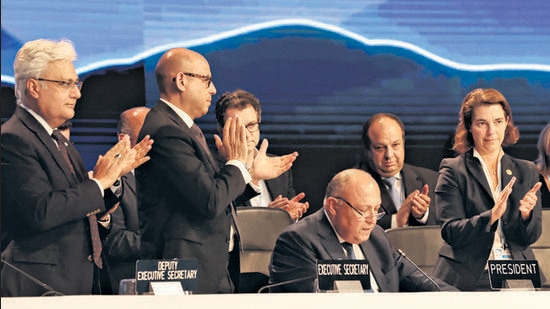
[214,89,309,221]
[356,113,440,229]
[268,168,456,292]
[136,47,298,293]
[102,106,150,294]
[1,39,152,296]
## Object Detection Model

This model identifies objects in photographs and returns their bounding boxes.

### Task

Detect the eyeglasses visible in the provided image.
[244,121,261,133]
[173,72,213,88]
[37,78,83,90]
[331,196,385,220]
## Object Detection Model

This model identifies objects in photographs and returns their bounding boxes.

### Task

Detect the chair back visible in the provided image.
[236,206,294,292]
[531,209,550,289]
[385,225,443,275]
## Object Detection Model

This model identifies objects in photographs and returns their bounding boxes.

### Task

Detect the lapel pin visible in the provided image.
[506,169,512,175]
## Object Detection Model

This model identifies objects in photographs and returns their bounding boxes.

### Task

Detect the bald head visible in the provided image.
[118,106,150,146]
[155,48,207,95]
[325,169,379,200]
[154,47,215,120]
[324,169,382,244]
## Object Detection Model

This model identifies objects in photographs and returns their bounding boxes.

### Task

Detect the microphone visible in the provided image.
[397,249,440,291]
[257,275,316,293]
[1,258,64,296]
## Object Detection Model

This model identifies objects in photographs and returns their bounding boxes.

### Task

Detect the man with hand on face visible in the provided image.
[1,39,153,296]
[356,113,440,229]
[215,89,309,221]
[136,48,298,294]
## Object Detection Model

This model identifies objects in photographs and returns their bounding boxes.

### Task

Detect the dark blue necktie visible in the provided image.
[342,242,356,259]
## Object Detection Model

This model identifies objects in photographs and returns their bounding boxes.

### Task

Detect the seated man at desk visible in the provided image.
[268,168,456,292]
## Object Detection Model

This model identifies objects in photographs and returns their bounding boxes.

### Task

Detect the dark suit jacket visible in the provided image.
[540,173,550,209]
[432,150,542,291]
[136,100,256,293]
[268,208,456,292]
[1,106,115,296]
[356,162,440,229]
[102,172,141,294]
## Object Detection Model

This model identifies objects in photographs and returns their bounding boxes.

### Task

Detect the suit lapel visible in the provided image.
[155,101,218,170]
[402,165,422,197]
[359,241,387,291]
[370,172,398,215]
[121,173,139,229]
[16,107,79,184]
[317,212,347,260]
[465,151,494,203]
[500,154,515,190]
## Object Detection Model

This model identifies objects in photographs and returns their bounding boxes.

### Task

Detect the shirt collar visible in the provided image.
[19,103,55,136]
[160,98,194,129]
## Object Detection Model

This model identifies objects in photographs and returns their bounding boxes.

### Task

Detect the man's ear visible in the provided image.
[325,197,337,216]
[27,78,41,98]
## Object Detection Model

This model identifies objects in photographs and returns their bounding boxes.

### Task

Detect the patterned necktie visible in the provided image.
[383,176,402,210]
[191,123,213,159]
[342,242,356,259]
[52,130,103,269]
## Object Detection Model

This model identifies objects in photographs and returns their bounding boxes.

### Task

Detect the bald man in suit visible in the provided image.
[269,169,456,292]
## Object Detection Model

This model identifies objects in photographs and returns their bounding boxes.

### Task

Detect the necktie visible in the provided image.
[191,123,213,159]
[383,176,402,210]
[189,125,241,252]
[52,130,103,269]
[342,242,356,259]
[52,130,75,175]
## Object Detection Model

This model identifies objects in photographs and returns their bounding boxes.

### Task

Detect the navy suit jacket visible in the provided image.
[269,208,456,292]
[432,150,542,291]
[356,162,440,229]
[102,172,141,293]
[1,106,115,296]
[136,100,256,293]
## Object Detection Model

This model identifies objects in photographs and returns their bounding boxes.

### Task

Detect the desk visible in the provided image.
[2,292,550,309]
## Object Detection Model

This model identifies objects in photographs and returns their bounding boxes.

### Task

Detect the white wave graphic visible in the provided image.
[2,18,549,84]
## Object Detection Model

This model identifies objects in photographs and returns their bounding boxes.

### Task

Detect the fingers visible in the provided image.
[530,182,542,193]
[290,192,306,202]
[421,184,429,195]
[258,138,269,155]
[222,117,247,162]
[503,176,516,193]
[213,134,226,157]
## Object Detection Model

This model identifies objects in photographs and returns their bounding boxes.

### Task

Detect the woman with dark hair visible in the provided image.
[432,88,542,291]
[535,122,550,208]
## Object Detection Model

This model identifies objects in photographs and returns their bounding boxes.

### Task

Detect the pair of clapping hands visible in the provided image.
[89,135,154,219]
[215,116,308,220]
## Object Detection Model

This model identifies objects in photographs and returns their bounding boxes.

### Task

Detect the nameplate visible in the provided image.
[487,260,541,290]
[135,259,199,295]
[316,259,370,291]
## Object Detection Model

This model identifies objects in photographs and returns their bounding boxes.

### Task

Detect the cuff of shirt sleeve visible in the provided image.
[90,178,104,197]
[414,209,429,224]
[226,160,252,184]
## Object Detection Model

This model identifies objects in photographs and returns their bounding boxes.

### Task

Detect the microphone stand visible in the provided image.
[397,249,440,291]
[257,275,316,293]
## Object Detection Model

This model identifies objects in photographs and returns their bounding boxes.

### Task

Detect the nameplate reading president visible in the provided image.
[487,260,540,290]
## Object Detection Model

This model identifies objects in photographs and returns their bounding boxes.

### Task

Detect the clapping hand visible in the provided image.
[519,182,542,220]
[250,139,298,180]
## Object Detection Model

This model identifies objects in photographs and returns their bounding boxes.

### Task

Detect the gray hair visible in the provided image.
[14,39,77,105]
